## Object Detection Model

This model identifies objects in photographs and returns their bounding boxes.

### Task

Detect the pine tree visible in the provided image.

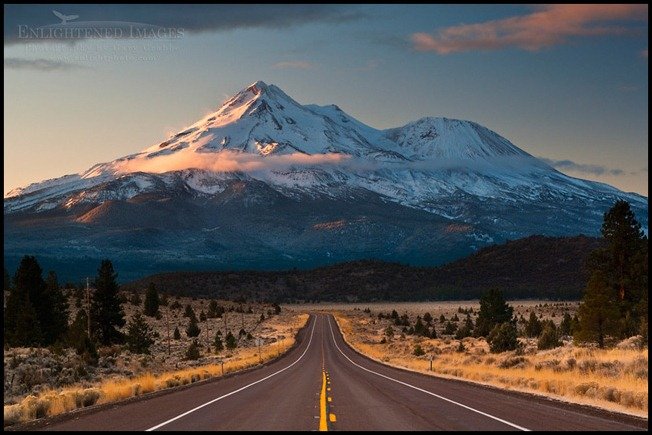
[559,312,573,337]
[126,311,155,354]
[130,290,142,306]
[184,304,195,319]
[45,271,69,345]
[199,310,207,322]
[186,315,201,337]
[91,260,126,345]
[488,322,519,353]
[587,200,648,338]
[575,271,620,348]
[5,256,43,347]
[143,282,160,317]
[444,321,457,335]
[414,316,426,336]
[225,331,237,349]
[214,332,224,352]
[475,288,514,337]
[185,340,201,360]
[538,322,562,350]
[67,309,98,365]
[423,312,433,325]
[525,311,543,338]
[173,326,181,340]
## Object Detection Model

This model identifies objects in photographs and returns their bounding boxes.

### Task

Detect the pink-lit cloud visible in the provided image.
[116,150,349,174]
[412,4,648,54]
[272,60,315,70]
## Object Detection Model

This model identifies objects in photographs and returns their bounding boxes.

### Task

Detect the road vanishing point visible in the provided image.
[33,314,646,431]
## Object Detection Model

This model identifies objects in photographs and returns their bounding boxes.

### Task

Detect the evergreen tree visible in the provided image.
[475,288,514,337]
[559,312,573,337]
[488,322,519,353]
[538,322,562,350]
[185,340,201,360]
[207,300,223,318]
[444,321,457,335]
[575,271,620,348]
[67,309,98,365]
[184,304,196,319]
[414,316,426,336]
[143,282,160,317]
[455,314,474,339]
[423,312,433,325]
[384,325,395,339]
[91,260,126,345]
[225,331,237,349]
[525,311,543,338]
[173,326,181,340]
[44,271,69,345]
[159,293,169,307]
[587,200,647,338]
[199,310,207,322]
[390,309,399,320]
[186,315,201,337]
[130,290,142,306]
[413,344,425,356]
[126,311,155,354]
[5,256,43,346]
[214,332,224,352]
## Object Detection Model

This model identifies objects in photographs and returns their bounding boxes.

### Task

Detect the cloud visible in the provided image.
[412,4,648,54]
[4,5,362,44]
[116,150,351,175]
[4,57,87,71]
[272,60,315,70]
[540,157,628,176]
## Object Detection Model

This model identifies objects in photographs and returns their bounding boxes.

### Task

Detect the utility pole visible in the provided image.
[85,277,91,338]
[165,309,171,356]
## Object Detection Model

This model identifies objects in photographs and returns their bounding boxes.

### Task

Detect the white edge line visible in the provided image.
[327,316,530,432]
[146,315,317,431]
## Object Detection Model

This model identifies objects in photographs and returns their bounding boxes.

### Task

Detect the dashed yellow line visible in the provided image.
[319,370,328,431]
[329,413,337,423]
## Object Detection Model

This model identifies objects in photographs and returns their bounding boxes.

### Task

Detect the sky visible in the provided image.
[4,4,649,196]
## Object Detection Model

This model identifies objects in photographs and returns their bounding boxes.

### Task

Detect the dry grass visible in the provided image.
[3,313,307,427]
[333,310,647,418]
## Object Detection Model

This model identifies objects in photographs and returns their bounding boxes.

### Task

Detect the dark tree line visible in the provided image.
[4,257,132,353]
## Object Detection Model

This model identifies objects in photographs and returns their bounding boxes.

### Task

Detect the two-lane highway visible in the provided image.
[37,314,646,431]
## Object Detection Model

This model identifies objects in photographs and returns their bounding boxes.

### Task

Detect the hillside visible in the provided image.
[123,235,602,302]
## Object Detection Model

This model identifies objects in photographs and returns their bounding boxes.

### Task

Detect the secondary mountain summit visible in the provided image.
[4,81,647,281]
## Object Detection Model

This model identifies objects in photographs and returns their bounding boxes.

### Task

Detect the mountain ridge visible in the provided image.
[4,81,647,281]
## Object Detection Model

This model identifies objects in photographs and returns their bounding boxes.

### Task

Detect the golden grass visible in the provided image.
[3,313,308,427]
[334,311,648,418]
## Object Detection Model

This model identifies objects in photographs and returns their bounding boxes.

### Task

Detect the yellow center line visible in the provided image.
[319,370,328,431]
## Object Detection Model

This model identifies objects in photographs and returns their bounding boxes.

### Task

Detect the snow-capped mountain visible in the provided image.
[4,81,647,281]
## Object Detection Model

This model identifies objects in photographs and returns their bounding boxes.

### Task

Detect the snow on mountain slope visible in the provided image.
[4,81,647,232]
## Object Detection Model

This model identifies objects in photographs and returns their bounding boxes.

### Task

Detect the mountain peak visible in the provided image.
[245,80,269,95]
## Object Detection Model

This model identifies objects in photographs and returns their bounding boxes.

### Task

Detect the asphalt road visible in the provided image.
[37,313,646,431]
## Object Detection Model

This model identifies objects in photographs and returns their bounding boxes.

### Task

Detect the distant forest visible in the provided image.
[123,235,603,302]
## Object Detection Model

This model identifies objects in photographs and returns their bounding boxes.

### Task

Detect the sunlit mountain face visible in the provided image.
[4,81,647,281]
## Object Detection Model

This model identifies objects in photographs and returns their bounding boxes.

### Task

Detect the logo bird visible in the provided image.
[52,10,79,25]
